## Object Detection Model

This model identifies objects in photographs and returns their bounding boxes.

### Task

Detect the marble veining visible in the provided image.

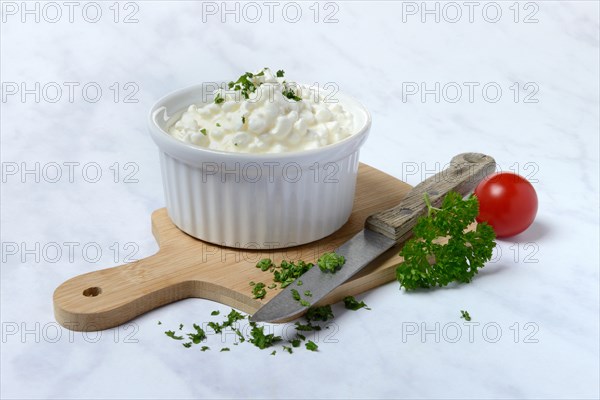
[1,1,598,399]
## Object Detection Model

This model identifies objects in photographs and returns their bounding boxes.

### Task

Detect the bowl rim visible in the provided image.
[148,83,372,162]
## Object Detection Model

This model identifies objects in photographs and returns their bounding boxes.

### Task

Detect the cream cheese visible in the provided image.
[168,68,355,153]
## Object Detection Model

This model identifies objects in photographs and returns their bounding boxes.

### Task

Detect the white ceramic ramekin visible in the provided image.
[148,84,371,249]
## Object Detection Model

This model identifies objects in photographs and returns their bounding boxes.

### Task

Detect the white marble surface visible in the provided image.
[1,1,599,399]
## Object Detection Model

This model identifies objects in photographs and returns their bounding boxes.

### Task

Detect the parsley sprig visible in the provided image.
[396,192,496,290]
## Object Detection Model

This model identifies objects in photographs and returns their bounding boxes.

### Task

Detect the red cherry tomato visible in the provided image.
[474,172,538,238]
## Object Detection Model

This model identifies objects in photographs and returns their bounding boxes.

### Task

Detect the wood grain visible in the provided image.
[53,163,412,332]
[366,153,496,241]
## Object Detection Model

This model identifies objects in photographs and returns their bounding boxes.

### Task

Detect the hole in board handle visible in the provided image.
[83,287,102,297]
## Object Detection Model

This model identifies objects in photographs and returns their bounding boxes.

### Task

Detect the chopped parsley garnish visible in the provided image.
[396,192,496,290]
[460,310,472,321]
[249,281,255,286]
[252,282,267,299]
[227,71,257,99]
[187,323,207,344]
[291,288,311,307]
[305,341,318,351]
[241,116,246,124]
[317,252,346,273]
[157,321,162,325]
[165,330,183,340]
[274,260,313,288]
[214,93,224,104]
[257,258,314,288]
[223,309,245,327]
[222,68,302,104]
[234,328,246,343]
[257,258,275,271]
[200,128,207,135]
[306,305,334,322]
[206,309,245,333]
[161,300,338,353]
[208,322,222,334]
[215,122,221,127]
[249,322,282,349]
[295,322,321,332]
[282,87,302,101]
[291,289,301,301]
[343,296,370,311]
[160,245,379,355]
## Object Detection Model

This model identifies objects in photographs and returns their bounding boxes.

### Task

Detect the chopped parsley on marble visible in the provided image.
[248,322,282,349]
[460,310,472,321]
[305,341,318,351]
[306,305,334,322]
[165,330,183,340]
[343,296,370,311]
[188,324,207,344]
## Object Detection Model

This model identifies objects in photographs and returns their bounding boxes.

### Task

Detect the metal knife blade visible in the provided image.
[249,152,496,323]
[249,229,396,323]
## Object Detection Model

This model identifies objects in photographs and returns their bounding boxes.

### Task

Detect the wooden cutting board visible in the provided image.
[53,163,412,331]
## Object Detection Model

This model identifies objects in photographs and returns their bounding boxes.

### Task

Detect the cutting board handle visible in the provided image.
[365,152,496,243]
[53,251,196,332]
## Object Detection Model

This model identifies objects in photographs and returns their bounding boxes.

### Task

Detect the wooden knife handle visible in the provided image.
[365,152,496,243]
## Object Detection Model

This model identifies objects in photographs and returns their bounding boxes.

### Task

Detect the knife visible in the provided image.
[250,152,496,323]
